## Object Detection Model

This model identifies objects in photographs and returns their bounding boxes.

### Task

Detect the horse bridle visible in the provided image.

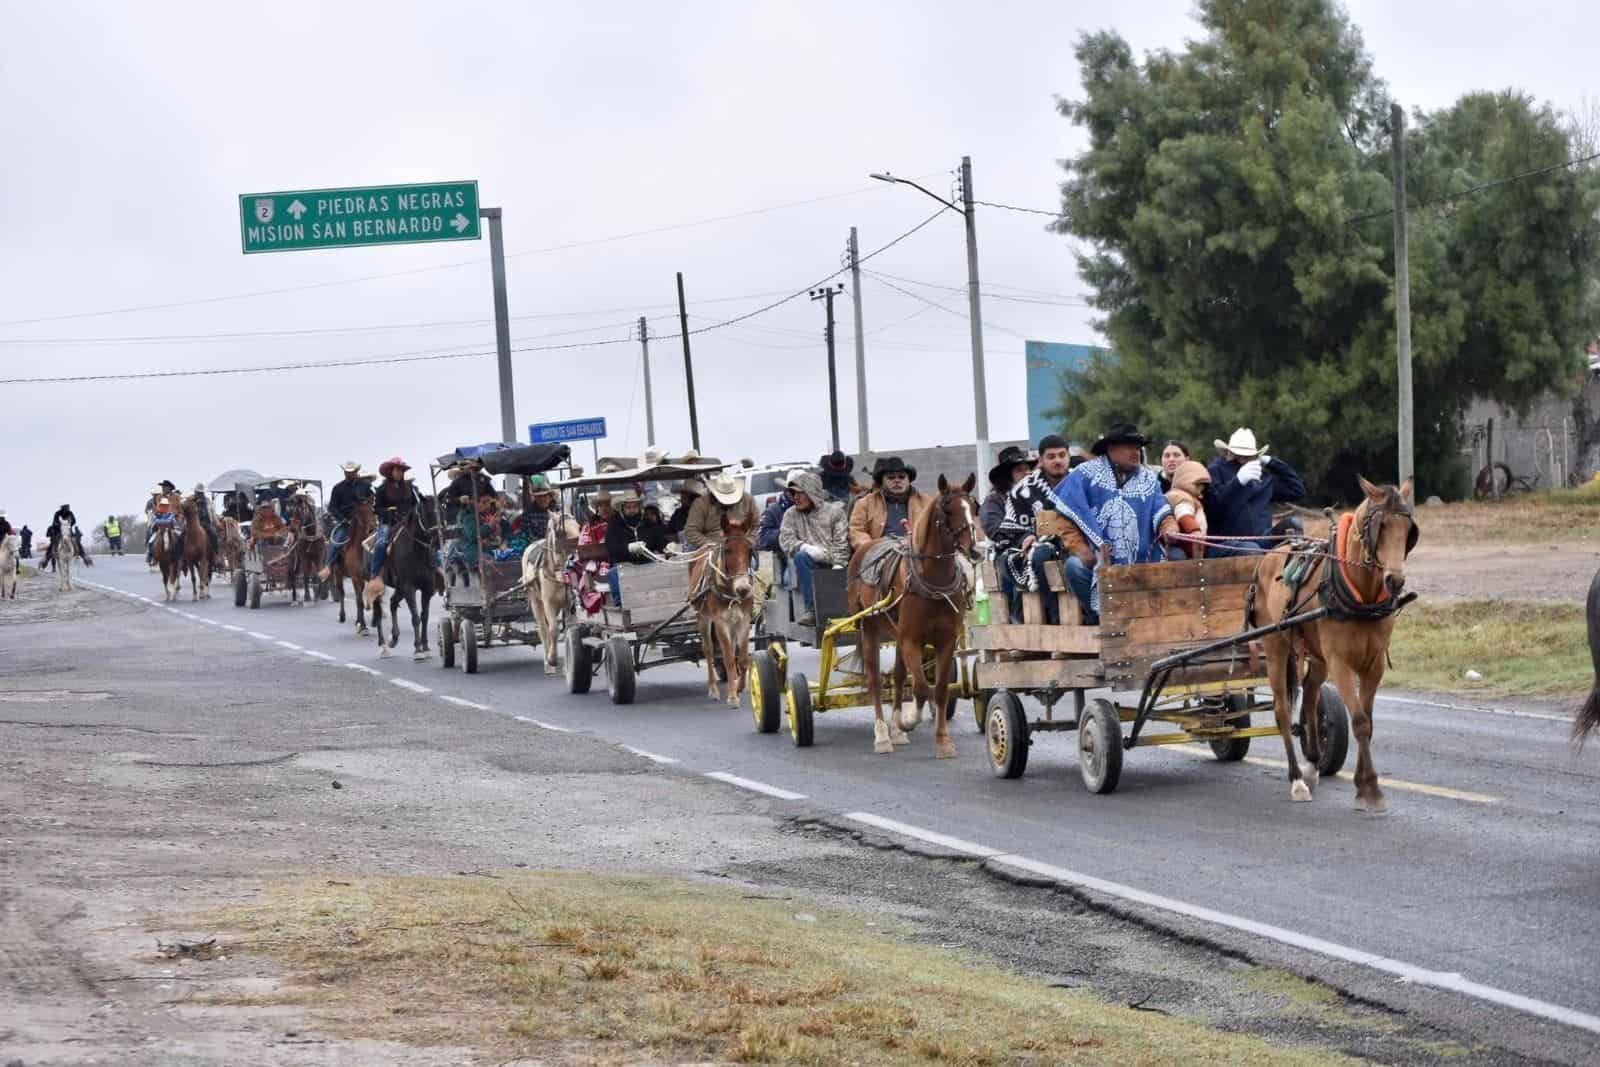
[695,532,757,605]
[1354,496,1419,567]
[904,493,972,600]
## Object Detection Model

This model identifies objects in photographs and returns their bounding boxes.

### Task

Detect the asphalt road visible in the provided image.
[82,557,1600,1045]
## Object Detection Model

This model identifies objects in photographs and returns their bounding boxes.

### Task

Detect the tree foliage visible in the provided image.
[1053,0,1600,498]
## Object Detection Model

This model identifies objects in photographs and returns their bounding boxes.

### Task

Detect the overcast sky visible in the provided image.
[3,0,1596,528]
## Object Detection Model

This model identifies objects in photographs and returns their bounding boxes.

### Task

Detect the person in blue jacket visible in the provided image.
[1204,428,1307,556]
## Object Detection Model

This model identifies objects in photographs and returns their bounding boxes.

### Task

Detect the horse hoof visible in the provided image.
[1302,767,1320,793]
[935,740,957,760]
[413,650,431,662]
[1356,794,1389,814]
[726,695,741,708]
[889,729,910,746]
[874,740,895,755]
[1290,779,1312,802]
[379,647,392,659]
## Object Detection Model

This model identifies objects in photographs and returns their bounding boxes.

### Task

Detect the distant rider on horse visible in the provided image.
[320,461,374,579]
[191,483,220,558]
[48,503,90,568]
[145,480,180,563]
[369,457,420,581]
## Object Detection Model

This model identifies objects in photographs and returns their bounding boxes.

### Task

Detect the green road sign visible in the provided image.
[238,180,480,254]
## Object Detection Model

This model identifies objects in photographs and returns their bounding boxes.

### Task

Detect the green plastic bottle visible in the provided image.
[972,573,991,626]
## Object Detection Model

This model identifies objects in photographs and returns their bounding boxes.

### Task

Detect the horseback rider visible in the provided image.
[369,457,419,580]
[320,461,374,578]
[52,503,89,564]
[684,471,759,553]
[146,480,180,563]
[848,456,931,554]
[190,483,220,558]
[103,514,123,555]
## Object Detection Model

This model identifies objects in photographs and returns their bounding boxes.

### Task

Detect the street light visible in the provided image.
[870,158,991,484]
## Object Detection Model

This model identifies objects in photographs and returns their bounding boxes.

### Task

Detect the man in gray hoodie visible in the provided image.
[777,469,851,626]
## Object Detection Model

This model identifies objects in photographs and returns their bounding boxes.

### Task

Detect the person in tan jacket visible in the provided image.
[683,469,760,552]
[1163,460,1211,559]
[848,456,932,554]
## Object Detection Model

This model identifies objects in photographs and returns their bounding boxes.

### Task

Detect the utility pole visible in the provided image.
[636,316,656,447]
[810,284,845,452]
[846,227,870,454]
[482,207,516,445]
[958,156,991,484]
[676,272,700,452]
[1391,103,1415,486]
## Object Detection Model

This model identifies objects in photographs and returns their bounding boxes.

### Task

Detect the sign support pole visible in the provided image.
[482,207,516,449]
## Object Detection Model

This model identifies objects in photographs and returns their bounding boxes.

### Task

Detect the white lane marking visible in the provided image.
[1172,746,1501,804]
[222,624,245,632]
[247,631,274,641]
[389,678,430,694]
[844,812,1002,857]
[304,650,336,661]
[137,597,154,604]
[180,612,200,620]
[439,695,490,711]
[703,772,806,801]
[274,640,304,651]
[346,663,383,676]
[199,618,220,627]
[1379,693,1572,724]
[514,715,572,732]
[620,745,680,765]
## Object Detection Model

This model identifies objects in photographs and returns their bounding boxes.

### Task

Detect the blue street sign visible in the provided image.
[529,417,606,444]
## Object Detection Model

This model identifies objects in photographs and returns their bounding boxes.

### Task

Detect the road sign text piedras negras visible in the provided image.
[239,181,480,253]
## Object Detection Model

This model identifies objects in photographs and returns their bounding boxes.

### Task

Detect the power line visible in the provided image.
[972,198,1064,218]
[1346,149,1600,225]
[865,268,1093,308]
[863,272,1030,339]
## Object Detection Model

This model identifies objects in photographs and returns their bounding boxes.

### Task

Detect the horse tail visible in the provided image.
[1576,569,1600,749]
[1574,685,1600,749]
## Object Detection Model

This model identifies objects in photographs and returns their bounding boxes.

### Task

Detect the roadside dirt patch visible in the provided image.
[1405,542,1599,605]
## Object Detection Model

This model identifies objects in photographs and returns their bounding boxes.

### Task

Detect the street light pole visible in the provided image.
[481,207,516,445]
[869,160,990,482]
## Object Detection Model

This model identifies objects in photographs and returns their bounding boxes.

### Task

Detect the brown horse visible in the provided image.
[329,501,377,634]
[1573,568,1600,747]
[216,516,243,579]
[847,473,979,758]
[1250,476,1418,812]
[178,497,213,601]
[284,494,324,606]
[687,514,756,705]
[150,492,185,601]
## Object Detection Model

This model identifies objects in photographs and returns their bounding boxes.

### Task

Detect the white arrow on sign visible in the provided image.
[287,199,308,220]
[451,213,470,234]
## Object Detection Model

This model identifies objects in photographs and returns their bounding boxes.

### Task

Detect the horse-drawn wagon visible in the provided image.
[969,553,1352,794]
[430,443,570,674]
[233,478,324,609]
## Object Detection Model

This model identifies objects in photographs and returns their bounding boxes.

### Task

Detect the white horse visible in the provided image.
[521,511,582,674]
[1,535,17,599]
[55,528,75,592]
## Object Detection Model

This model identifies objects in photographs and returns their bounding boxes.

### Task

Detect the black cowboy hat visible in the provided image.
[1090,422,1150,455]
[158,479,176,491]
[870,456,917,483]
[988,445,1036,487]
[820,450,854,474]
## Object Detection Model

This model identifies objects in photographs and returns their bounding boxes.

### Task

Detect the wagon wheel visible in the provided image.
[750,651,782,734]
[1209,694,1253,762]
[233,570,247,608]
[439,618,456,669]
[985,690,1029,779]
[1303,683,1351,776]
[785,673,815,748]
[1077,698,1123,795]
[248,573,262,610]
[565,628,593,695]
[606,634,636,705]
[462,620,479,674]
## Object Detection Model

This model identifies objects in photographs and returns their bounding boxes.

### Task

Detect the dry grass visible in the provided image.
[1388,601,1592,698]
[1291,481,1600,546]
[198,872,1358,1066]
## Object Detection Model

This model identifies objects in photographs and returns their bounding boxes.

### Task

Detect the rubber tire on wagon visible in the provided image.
[606,634,636,705]
[462,620,479,674]
[1209,693,1254,762]
[233,571,247,607]
[985,690,1030,779]
[1303,683,1351,777]
[565,628,593,695]
[1077,698,1124,795]
[439,618,456,669]
[750,650,782,734]
[786,673,814,748]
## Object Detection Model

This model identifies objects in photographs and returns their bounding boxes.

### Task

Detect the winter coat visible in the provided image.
[606,512,651,565]
[979,488,1010,539]
[1164,460,1211,559]
[848,487,931,553]
[683,492,760,551]
[757,494,792,552]
[328,476,374,521]
[1204,455,1306,555]
[778,472,851,566]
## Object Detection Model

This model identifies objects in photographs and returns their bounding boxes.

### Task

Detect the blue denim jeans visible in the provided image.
[607,567,621,605]
[1063,554,1099,624]
[369,525,391,578]
[790,550,823,613]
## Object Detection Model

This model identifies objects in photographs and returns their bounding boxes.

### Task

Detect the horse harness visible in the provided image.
[689,534,760,607]
[1245,498,1419,627]
[901,495,973,605]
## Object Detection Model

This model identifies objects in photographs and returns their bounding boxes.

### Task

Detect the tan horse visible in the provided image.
[847,473,979,757]
[521,509,583,674]
[216,516,244,578]
[178,497,213,600]
[150,493,185,601]
[1250,477,1417,812]
[1,535,17,599]
[687,514,756,705]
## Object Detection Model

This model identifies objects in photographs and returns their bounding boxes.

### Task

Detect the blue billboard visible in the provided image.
[1025,341,1106,447]
[529,417,606,444]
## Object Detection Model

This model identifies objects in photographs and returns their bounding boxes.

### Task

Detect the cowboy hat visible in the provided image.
[870,456,916,483]
[1090,422,1149,456]
[378,456,410,477]
[158,479,177,491]
[988,445,1036,487]
[340,460,362,474]
[707,470,745,506]
[593,489,613,506]
[615,488,642,505]
[819,450,853,474]
[1213,427,1265,458]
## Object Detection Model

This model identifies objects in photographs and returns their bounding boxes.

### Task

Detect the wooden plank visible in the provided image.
[968,624,1101,654]
[976,657,1104,691]
[1099,556,1261,594]
[1101,582,1250,622]
[602,602,689,628]
[1058,592,1082,627]
[618,585,694,608]
[978,559,1000,591]
[1020,591,1044,625]
[1039,559,1067,592]
[1099,609,1248,648]
[613,562,693,593]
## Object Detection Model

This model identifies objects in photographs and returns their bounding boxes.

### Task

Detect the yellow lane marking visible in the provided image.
[1171,745,1501,804]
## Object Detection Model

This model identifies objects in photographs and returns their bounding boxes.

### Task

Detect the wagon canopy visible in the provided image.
[553,460,729,489]
[432,443,571,477]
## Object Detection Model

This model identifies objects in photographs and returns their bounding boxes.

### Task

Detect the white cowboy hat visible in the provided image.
[340,461,362,473]
[1213,427,1266,458]
[615,488,642,505]
[708,470,745,506]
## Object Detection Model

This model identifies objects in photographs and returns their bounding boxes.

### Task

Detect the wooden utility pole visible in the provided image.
[676,272,700,451]
[810,284,845,452]
[1391,103,1415,485]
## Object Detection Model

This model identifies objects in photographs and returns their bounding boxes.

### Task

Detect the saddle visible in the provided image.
[857,540,906,597]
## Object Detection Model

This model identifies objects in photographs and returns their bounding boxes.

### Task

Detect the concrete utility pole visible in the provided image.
[959,157,991,485]
[1391,103,1415,486]
[847,227,870,454]
[676,272,700,452]
[636,316,656,448]
[810,284,845,452]
[482,207,516,444]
